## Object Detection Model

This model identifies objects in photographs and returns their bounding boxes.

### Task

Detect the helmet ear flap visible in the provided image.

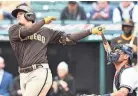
[24,12,35,23]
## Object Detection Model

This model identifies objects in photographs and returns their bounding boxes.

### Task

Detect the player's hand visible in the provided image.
[91,25,105,35]
[44,16,56,24]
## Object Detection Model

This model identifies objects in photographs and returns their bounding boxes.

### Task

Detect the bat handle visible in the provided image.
[129,35,135,47]
[101,33,107,44]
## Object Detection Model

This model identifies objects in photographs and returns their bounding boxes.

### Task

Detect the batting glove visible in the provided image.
[44,16,56,24]
[91,25,105,35]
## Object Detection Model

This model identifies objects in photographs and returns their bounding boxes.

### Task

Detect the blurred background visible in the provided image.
[0,1,138,96]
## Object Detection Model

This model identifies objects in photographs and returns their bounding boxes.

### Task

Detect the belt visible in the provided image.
[19,63,49,73]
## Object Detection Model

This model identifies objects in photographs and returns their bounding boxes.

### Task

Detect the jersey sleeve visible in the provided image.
[120,68,137,93]
[8,24,22,41]
[45,28,75,45]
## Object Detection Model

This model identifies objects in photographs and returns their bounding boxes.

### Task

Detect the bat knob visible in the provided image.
[98,27,103,31]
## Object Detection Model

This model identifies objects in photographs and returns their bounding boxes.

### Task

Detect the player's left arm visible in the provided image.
[50,25,105,45]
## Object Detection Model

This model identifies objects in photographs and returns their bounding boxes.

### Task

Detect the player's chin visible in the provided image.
[17,20,24,25]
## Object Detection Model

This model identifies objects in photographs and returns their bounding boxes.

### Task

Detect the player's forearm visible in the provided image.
[68,30,91,42]
[110,88,129,96]
[20,20,45,37]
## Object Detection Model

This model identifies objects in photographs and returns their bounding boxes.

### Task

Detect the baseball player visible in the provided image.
[8,4,104,96]
[109,44,138,96]
[111,19,137,64]
[90,44,138,96]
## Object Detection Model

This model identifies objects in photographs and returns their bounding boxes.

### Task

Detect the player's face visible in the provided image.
[114,49,125,63]
[57,69,67,78]
[123,25,133,35]
[17,11,28,25]
[116,50,129,63]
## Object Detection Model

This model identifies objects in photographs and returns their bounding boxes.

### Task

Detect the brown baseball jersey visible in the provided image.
[8,24,67,68]
[111,34,137,47]
[8,21,91,68]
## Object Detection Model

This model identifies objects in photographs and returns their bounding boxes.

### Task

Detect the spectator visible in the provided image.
[90,1,113,20]
[50,61,75,96]
[0,56,13,96]
[0,2,3,20]
[0,2,14,23]
[9,75,22,96]
[113,1,138,23]
[60,1,86,20]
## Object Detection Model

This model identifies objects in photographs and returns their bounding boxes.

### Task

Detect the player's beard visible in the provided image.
[122,26,133,37]
[124,30,132,37]
[19,23,24,26]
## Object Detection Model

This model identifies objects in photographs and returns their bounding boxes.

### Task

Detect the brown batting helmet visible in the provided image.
[11,4,36,23]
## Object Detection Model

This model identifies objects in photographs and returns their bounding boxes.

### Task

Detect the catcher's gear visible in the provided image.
[12,5,36,23]
[91,25,105,35]
[44,16,56,24]
[108,44,133,64]
[107,51,120,64]
[113,44,133,60]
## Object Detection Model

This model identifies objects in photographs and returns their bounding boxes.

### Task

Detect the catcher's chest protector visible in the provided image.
[115,66,137,96]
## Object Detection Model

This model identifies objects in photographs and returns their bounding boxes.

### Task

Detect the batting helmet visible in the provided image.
[12,5,36,23]
[122,19,134,27]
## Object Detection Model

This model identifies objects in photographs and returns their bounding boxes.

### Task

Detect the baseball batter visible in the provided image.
[8,4,104,96]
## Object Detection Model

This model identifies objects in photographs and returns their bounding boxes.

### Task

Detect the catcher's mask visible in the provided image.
[107,44,133,64]
[12,5,36,23]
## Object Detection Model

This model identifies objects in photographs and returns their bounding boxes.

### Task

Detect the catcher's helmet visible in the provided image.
[12,5,36,23]
[113,44,133,60]
[122,19,134,27]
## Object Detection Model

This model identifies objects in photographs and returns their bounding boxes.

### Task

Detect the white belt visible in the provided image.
[39,63,49,69]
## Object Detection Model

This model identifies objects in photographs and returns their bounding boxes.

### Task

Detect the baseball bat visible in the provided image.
[98,24,112,53]
[131,23,138,71]
[101,33,112,53]
[129,23,138,47]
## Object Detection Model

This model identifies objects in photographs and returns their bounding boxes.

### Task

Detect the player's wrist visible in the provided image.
[87,29,92,34]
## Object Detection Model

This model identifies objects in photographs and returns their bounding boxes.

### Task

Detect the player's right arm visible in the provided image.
[8,17,56,41]
[110,88,129,96]
[102,68,137,96]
